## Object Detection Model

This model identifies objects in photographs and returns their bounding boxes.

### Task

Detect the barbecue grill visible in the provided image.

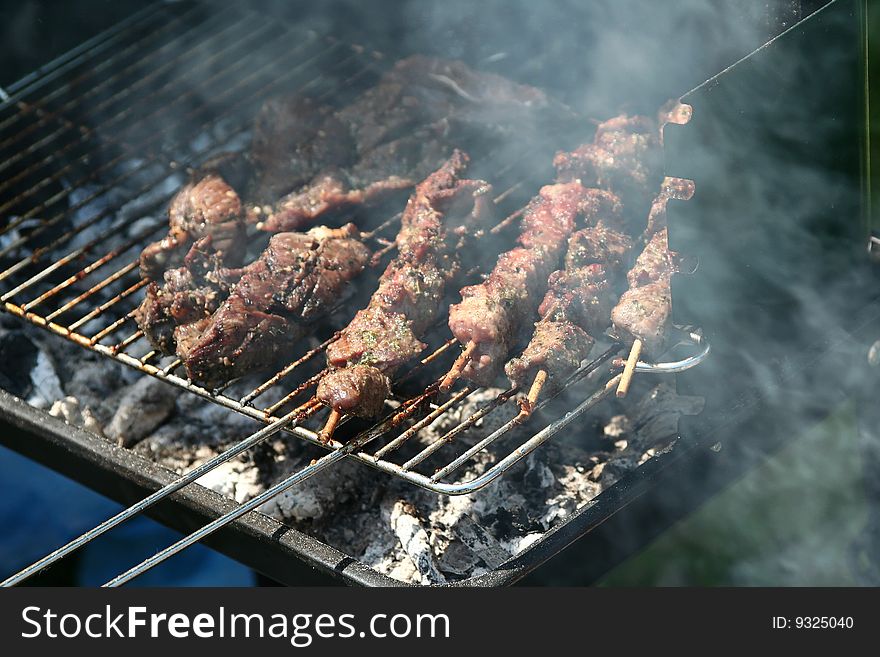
[0,0,875,586]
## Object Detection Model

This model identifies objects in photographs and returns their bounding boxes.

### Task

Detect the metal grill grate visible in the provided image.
[0,0,716,587]
[0,0,699,498]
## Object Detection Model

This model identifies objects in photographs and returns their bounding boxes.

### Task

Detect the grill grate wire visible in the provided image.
[0,2,710,586]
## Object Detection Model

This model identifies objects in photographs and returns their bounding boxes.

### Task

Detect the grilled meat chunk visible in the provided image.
[447,184,619,386]
[541,263,617,336]
[554,114,662,230]
[135,276,187,355]
[641,177,694,237]
[319,151,493,418]
[249,95,356,203]
[627,228,675,288]
[505,320,594,392]
[134,263,242,356]
[181,224,370,388]
[257,55,572,232]
[506,224,633,390]
[612,226,677,355]
[140,171,246,280]
[316,364,392,419]
[564,222,633,275]
[611,279,673,355]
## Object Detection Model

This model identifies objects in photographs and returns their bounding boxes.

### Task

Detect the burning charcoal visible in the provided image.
[386,500,446,585]
[0,331,38,399]
[28,350,65,410]
[104,376,178,448]
[433,513,509,576]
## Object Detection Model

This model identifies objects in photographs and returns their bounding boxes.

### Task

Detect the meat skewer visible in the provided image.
[611,198,680,398]
[442,113,661,393]
[608,110,693,399]
[316,151,494,440]
[612,227,677,353]
[441,183,621,392]
[504,220,634,412]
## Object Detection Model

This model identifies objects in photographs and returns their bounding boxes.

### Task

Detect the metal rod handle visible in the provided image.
[0,409,303,587]
[104,445,351,586]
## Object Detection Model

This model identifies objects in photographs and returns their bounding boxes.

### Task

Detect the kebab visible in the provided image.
[611,215,680,397]
[504,220,633,414]
[139,153,250,281]
[316,151,494,440]
[441,114,662,392]
[610,172,693,397]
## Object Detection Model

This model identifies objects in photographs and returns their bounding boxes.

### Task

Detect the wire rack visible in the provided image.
[0,1,707,508]
[0,0,719,588]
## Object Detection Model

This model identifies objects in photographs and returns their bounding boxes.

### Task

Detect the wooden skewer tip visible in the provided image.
[616,339,643,398]
[518,368,548,418]
[440,341,477,392]
[319,408,342,443]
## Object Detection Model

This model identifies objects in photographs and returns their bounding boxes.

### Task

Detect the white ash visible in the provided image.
[386,500,446,585]
[49,396,104,437]
[26,350,65,410]
[258,457,366,523]
[197,459,263,505]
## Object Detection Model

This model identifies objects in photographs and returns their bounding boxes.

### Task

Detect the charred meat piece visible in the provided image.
[140,171,246,281]
[249,95,355,203]
[612,228,677,355]
[134,264,242,356]
[506,224,633,390]
[319,151,494,418]
[182,224,370,389]
[627,227,676,288]
[554,114,662,230]
[447,184,619,386]
[257,55,573,233]
[258,122,452,233]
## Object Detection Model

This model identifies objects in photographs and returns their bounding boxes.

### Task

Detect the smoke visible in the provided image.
[260,0,801,114]
[266,0,876,585]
